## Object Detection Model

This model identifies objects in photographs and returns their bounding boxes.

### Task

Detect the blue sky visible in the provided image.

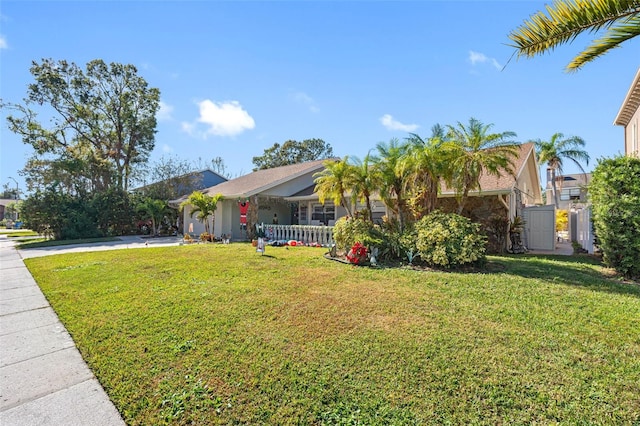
[1,1,638,195]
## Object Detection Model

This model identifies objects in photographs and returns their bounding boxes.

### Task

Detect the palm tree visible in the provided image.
[313,157,355,217]
[534,133,590,206]
[180,191,224,236]
[371,138,411,230]
[402,126,451,219]
[508,0,640,71]
[136,198,170,236]
[348,153,380,220]
[446,118,520,215]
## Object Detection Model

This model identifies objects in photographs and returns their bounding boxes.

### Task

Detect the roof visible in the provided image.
[0,199,19,207]
[556,172,591,188]
[614,67,640,126]
[133,169,227,192]
[440,142,537,195]
[173,159,330,202]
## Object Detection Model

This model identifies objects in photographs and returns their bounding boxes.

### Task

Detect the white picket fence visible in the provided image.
[256,223,335,246]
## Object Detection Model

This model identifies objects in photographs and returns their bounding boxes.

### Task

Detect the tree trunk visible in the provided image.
[551,168,559,207]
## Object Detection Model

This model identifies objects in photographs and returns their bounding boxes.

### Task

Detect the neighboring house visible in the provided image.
[614,67,640,157]
[176,144,544,251]
[133,169,227,199]
[0,199,19,221]
[552,173,591,211]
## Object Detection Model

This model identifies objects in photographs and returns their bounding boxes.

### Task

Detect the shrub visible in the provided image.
[589,156,640,279]
[414,211,487,268]
[332,217,378,254]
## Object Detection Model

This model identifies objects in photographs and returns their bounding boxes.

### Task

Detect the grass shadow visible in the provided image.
[489,253,640,298]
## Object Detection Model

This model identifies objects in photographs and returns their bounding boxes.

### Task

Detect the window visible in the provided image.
[560,188,582,201]
[311,202,335,225]
[299,205,308,222]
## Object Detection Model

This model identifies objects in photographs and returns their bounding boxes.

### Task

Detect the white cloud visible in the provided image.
[0,35,7,49]
[162,144,173,153]
[157,101,174,121]
[291,91,319,113]
[182,99,255,138]
[469,50,502,70]
[380,114,419,132]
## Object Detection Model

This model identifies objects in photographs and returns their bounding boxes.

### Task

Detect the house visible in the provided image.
[133,169,227,200]
[553,173,591,211]
[614,67,640,157]
[173,159,339,240]
[175,143,544,250]
[0,199,18,221]
[434,142,547,251]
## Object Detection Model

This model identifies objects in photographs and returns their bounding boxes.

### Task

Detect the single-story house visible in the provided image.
[174,142,544,250]
[172,159,341,240]
[614,67,640,157]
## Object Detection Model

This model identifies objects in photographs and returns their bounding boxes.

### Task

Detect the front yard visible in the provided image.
[25,244,640,425]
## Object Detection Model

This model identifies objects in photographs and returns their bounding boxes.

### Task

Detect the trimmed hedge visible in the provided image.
[589,156,640,279]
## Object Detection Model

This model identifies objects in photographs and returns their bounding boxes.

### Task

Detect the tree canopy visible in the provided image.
[3,58,160,193]
[252,139,334,170]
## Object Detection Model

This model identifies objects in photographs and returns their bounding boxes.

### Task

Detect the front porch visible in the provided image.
[255,223,335,246]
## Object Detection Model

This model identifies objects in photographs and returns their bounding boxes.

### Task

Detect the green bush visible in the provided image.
[414,211,487,268]
[332,217,382,254]
[589,156,640,279]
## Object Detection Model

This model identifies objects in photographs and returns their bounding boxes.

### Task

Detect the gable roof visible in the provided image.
[614,67,640,126]
[174,159,331,202]
[440,142,538,195]
[133,169,227,192]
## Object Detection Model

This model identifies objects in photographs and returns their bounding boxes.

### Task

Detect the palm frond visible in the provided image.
[508,0,640,70]
[568,15,640,70]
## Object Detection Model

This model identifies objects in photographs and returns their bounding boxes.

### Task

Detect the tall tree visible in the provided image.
[371,139,411,231]
[534,133,590,206]
[508,0,640,71]
[349,153,380,220]
[446,118,519,215]
[313,157,355,217]
[3,59,160,192]
[402,132,449,219]
[181,191,224,236]
[252,138,334,170]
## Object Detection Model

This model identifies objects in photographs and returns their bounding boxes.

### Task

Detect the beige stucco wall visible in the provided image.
[516,155,543,205]
[624,107,640,157]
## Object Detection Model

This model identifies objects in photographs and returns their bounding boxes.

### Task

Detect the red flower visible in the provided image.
[346,242,368,265]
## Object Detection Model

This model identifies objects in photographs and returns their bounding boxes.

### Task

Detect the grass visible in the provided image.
[16,236,120,249]
[0,229,39,237]
[25,244,640,425]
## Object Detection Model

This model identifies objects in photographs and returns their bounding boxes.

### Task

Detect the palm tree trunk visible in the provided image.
[551,168,559,207]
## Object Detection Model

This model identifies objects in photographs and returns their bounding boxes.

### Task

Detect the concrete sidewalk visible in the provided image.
[0,236,126,425]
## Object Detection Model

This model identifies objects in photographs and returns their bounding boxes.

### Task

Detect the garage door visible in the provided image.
[523,205,555,251]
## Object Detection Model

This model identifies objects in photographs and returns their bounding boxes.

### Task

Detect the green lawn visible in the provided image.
[16,236,120,249]
[25,245,640,425]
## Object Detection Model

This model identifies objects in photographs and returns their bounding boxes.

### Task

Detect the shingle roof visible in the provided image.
[440,142,536,195]
[173,159,331,202]
[614,67,640,126]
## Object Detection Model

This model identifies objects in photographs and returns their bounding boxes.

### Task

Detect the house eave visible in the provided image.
[614,67,640,126]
